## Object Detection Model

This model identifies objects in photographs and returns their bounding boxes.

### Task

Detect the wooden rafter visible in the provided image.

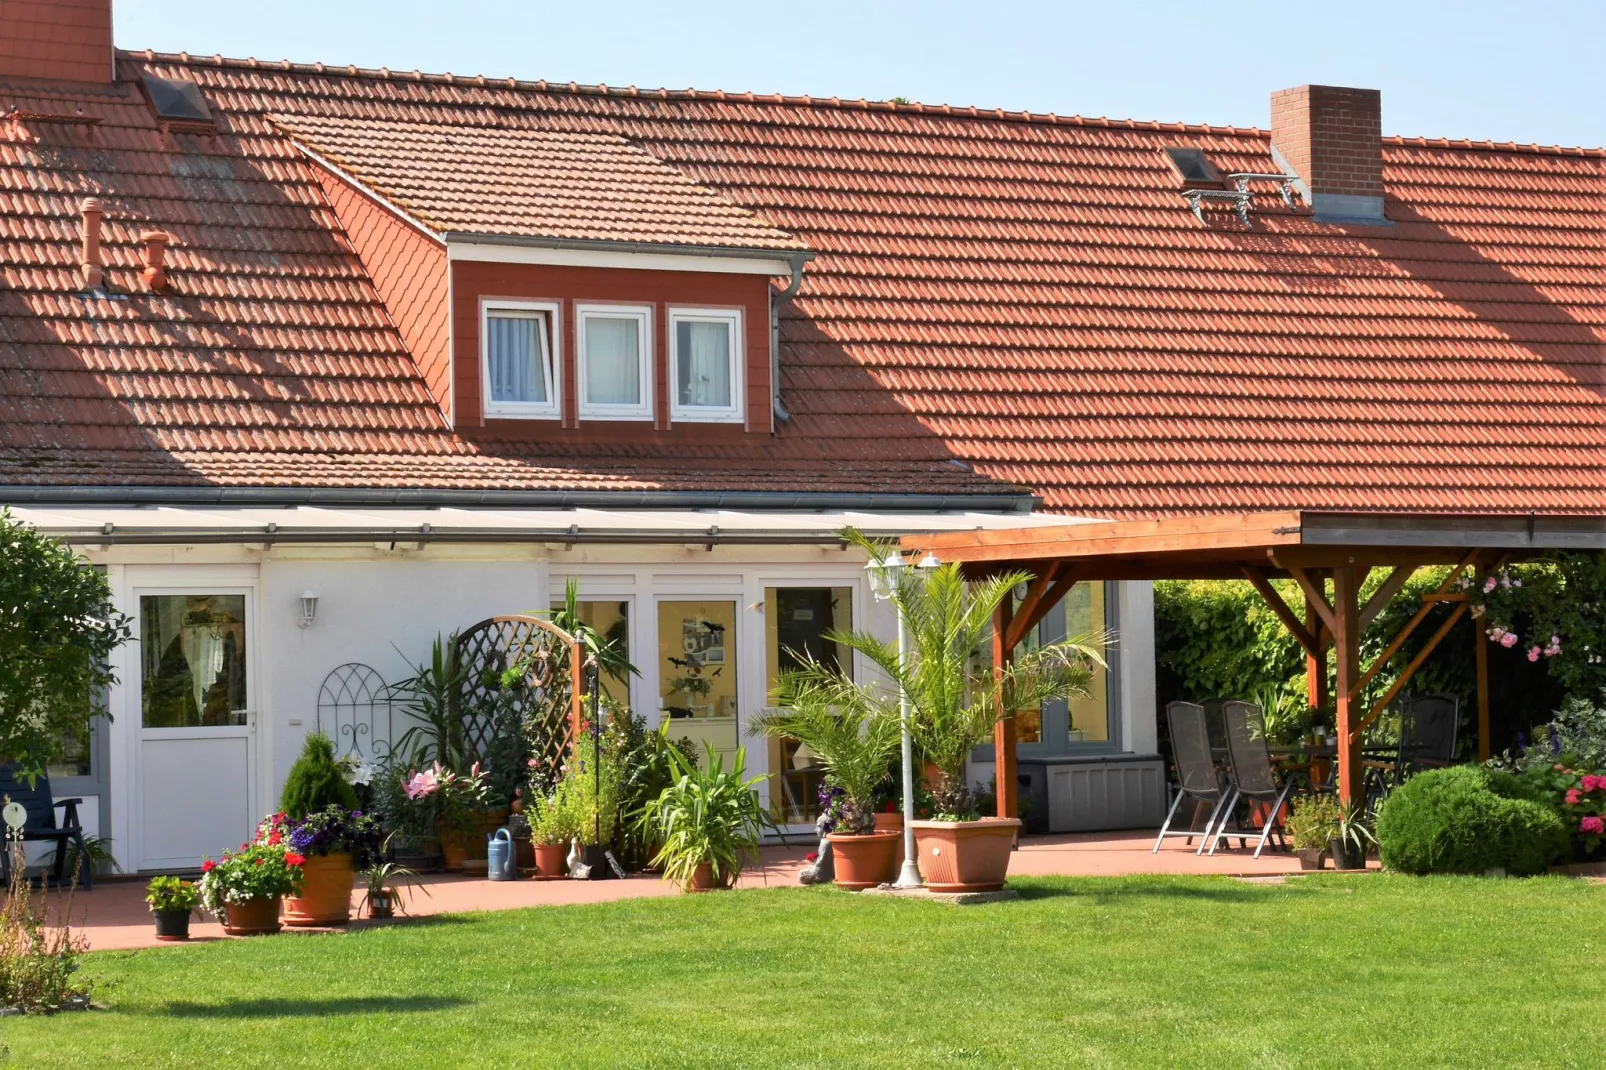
[1284,565,1336,634]
[1240,566,1320,658]
[1004,562,1074,651]
[1359,566,1412,629]
[1357,603,1470,736]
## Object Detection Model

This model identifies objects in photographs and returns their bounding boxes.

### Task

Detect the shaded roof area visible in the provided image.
[269,114,804,250]
[1,51,1604,513]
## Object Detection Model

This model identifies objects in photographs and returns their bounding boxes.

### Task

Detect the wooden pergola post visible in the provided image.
[1476,586,1492,762]
[1332,565,1363,803]
[993,599,1017,820]
[1305,591,1327,713]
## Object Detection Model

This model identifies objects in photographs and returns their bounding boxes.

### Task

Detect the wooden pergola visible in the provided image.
[904,510,1606,811]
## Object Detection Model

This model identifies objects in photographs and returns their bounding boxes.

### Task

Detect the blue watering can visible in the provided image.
[487,827,517,881]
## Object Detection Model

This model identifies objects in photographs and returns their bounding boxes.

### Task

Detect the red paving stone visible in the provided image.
[45,833,1360,952]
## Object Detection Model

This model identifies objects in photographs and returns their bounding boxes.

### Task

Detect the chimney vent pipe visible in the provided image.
[139,231,173,292]
[79,197,104,290]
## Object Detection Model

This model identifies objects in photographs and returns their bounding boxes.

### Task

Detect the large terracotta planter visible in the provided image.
[282,852,354,926]
[874,812,904,835]
[533,842,568,878]
[683,860,728,893]
[221,895,282,936]
[911,818,1021,892]
[826,830,901,890]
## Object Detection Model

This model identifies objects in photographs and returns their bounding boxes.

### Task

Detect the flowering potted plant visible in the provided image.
[408,762,495,872]
[197,841,305,936]
[262,807,382,926]
[145,875,200,941]
[755,679,902,889]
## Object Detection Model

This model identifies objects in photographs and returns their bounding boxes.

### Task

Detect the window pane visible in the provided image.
[557,600,630,707]
[487,313,548,404]
[676,320,732,408]
[1066,583,1109,743]
[584,315,641,406]
[765,587,852,824]
[46,719,92,778]
[657,600,738,765]
[141,595,247,728]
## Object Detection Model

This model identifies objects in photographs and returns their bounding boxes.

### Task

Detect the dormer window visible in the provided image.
[670,308,743,423]
[577,304,653,420]
[482,300,560,419]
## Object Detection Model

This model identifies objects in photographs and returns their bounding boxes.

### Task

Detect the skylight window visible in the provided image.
[140,74,215,126]
[1163,147,1221,185]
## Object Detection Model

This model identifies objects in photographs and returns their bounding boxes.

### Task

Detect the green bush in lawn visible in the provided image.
[1377,765,1568,876]
[279,732,358,819]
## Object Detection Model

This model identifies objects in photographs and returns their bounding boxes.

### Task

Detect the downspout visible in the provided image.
[771,253,809,425]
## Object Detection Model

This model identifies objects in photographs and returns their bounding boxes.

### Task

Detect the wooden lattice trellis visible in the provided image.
[450,615,583,787]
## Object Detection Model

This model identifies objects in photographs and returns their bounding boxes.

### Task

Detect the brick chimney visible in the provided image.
[0,0,115,84]
[1270,85,1387,225]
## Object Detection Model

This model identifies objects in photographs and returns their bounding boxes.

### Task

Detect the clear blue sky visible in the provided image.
[115,0,1606,149]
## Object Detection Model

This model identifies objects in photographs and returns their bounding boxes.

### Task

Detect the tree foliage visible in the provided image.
[0,510,130,774]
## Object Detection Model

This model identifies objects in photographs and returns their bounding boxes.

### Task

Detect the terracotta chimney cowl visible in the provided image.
[79,197,104,290]
[139,231,173,292]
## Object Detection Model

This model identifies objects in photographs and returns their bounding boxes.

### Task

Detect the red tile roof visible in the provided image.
[1,51,1604,517]
[270,114,804,251]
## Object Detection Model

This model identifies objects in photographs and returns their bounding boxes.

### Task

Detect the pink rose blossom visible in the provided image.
[1528,647,1541,662]
[1581,816,1604,836]
[1500,632,1519,648]
[1484,576,1498,593]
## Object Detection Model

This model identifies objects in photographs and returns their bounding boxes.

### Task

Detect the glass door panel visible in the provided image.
[764,586,852,824]
[657,600,739,766]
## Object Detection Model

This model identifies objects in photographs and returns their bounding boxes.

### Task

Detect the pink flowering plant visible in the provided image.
[1459,555,1606,697]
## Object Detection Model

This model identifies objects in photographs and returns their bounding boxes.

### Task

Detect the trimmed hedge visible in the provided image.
[1376,766,1568,876]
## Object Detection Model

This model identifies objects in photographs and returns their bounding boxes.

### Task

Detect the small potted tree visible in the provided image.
[800,531,1102,892]
[636,743,776,891]
[198,841,304,936]
[145,875,200,941]
[1285,793,1341,869]
[755,676,901,889]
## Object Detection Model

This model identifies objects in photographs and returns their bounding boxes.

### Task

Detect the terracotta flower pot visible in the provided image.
[873,812,904,835]
[222,895,282,936]
[826,830,901,890]
[367,891,394,919]
[534,842,568,878]
[910,818,1021,892]
[683,860,723,893]
[283,852,354,926]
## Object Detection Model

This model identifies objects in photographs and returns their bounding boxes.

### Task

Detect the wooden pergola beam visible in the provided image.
[1284,565,1336,635]
[1005,563,1075,652]
[1240,566,1320,658]
[993,598,1018,822]
[1359,566,1411,630]
[1358,603,1470,736]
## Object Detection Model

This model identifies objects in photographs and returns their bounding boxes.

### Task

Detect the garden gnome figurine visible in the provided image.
[798,810,835,885]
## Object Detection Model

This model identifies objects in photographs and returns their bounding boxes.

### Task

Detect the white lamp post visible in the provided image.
[866,546,939,890]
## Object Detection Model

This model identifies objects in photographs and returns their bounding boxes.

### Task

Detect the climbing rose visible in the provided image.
[1500,632,1519,648]
[1581,817,1604,836]
[1529,647,1541,662]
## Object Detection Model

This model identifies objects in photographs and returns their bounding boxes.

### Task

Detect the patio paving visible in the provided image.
[54,831,1338,951]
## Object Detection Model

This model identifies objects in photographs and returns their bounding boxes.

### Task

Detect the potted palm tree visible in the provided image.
[755,675,902,889]
[819,530,1102,891]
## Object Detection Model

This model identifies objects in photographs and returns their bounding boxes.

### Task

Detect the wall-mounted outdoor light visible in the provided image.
[298,589,319,629]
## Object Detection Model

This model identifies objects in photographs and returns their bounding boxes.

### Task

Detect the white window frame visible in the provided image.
[481,299,561,420]
[576,302,654,421]
[669,307,744,424]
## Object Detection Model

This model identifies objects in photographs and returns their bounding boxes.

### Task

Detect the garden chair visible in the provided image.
[1154,702,1237,855]
[1363,693,1461,800]
[1209,700,1297,859]
[0,763,92,890]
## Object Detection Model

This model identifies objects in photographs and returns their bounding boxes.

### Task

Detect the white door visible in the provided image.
[134,589,255,870]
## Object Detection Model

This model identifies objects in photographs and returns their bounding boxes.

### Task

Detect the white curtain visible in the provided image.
[677,320,731,408]
[585,315,641,406]
[487,314,547,404]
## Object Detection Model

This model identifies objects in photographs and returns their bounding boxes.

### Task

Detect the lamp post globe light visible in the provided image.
[864,547,938,890]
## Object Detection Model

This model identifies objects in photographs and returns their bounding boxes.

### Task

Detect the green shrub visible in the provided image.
[1376,766,1568,876]
[279,733,358,819]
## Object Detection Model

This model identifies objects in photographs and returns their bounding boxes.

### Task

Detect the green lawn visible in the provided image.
[4,874,1603,1068]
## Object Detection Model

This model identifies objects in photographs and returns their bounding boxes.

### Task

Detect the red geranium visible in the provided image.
[200,859,216,873]
[284,852,306,867]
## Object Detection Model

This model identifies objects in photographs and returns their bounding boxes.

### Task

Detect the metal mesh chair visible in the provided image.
[1405,693,1460,770]
[1210,700,1297,858]
[1153,701,1234,855]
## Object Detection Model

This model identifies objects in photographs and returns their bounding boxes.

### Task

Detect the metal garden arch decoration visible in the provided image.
[450,616,584,784]
[316,662,395,764]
